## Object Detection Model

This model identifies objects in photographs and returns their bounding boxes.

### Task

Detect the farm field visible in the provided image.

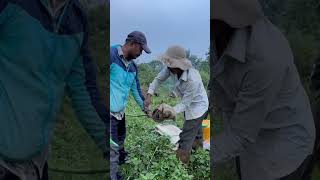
[120,92,210,180]
[48,98,108,180]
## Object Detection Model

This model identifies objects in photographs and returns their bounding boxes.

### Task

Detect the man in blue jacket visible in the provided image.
[0,0,107,180]
[110,31,151,179]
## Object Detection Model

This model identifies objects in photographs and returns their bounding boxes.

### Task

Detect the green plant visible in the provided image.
[120,94,210,179]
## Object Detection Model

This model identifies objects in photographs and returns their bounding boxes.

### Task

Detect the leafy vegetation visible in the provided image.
[120,91,210,179]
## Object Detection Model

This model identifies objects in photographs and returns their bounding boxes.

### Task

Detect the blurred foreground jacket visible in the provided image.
[0,0,107,161]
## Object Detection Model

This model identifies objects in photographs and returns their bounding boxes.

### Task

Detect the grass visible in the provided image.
[120,89,210,179]
[48,98,108,180]
[312,166,320,180]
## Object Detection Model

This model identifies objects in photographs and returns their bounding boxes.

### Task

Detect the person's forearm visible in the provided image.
[148,68,170,95]
[147,82,158,95]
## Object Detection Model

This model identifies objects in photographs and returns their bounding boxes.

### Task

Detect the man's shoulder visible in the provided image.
[186,68,201,82]
[110,45,118,54]
[132,61,138,69]
[188,68,200,77]
[248,19,293,66]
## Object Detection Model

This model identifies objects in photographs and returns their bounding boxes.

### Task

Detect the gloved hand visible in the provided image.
[152,103,176,122]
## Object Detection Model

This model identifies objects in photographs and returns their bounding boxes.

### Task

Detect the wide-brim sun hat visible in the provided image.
[211,0,264,28]
[158,45,192,71]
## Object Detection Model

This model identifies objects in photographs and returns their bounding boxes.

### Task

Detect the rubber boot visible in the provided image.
[192,139,203,150]
[119,149,128,165]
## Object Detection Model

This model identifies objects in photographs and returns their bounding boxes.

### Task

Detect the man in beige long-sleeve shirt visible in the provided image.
[210,0,315,179]
[145,45,209,165]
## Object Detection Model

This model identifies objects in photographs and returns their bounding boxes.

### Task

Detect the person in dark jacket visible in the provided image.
[0,0,107,179]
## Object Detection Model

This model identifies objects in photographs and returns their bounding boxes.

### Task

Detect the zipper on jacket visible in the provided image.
[124,64,130,103]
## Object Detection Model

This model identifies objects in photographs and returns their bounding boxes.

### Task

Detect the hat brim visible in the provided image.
[211,0,263,28]
[158,54,192,71]
[142,44,151,54]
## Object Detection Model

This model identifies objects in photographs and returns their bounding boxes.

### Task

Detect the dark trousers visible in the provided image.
[110,142,120,180]
[0,162,48,180]
[178,112,207,152]
[111,115,127,164]
[236,155,313,180]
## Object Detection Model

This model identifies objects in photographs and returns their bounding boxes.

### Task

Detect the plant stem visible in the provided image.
[146,145,159,171]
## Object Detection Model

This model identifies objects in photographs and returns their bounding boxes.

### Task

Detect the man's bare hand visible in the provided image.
[144,93,152,111]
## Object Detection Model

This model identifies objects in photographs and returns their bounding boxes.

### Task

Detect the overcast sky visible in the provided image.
[110,0,210,64]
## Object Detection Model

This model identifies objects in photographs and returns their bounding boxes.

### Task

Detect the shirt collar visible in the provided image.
[40,0,67,17]
[117,46,131,67]
[169,68,188,82]
[223,28,249,63]
[117,45,124,57]
[53,1,67,17]
[180,70,188,81]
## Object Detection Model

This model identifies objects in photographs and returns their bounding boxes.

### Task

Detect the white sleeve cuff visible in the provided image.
[173,103,186,114]
[147,88,155,95]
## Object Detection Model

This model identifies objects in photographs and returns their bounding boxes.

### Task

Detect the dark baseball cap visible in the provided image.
[126,31,151,54]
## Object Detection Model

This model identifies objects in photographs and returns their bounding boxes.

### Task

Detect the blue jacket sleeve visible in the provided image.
[130,66,145,110]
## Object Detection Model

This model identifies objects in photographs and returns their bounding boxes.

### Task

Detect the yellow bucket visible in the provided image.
[202,120,210,142]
